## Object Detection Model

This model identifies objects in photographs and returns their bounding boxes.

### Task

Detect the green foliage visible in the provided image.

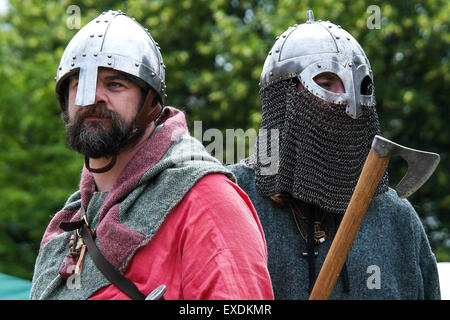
[0,0,448,280]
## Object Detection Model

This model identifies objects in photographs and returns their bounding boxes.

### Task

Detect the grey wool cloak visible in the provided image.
[229,163,441,300]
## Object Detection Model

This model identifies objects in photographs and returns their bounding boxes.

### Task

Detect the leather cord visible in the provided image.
[59,218,146,300]
[79,224,147,300]
[84,155,117,174]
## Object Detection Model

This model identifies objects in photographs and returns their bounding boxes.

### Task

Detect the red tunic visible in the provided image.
[89,173,274,300]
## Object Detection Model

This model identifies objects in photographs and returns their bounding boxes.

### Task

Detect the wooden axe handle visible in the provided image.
[309,148,390,300]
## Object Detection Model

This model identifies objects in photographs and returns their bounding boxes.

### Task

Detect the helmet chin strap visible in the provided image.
[85,155,117,174]
[84,90,163,174]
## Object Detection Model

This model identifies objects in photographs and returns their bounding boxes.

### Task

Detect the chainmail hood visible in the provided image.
[253,79,388,215]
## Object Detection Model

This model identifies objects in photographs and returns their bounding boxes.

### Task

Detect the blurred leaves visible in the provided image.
[0,0,448,279]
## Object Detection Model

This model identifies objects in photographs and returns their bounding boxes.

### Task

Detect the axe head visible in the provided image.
[372,135,440,198]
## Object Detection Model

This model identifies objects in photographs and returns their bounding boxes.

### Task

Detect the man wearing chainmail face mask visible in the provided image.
[229,11,441,299]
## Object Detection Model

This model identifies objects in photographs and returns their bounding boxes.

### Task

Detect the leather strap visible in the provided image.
[59,218,147,300]
[59,219,85,232]
[133,90,163,135]
[79,224,147,300]
[85,155,117,174]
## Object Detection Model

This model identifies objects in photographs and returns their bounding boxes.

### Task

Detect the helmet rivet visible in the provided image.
[108,62,111,65]
[348,62,353,67]
[90,34,94,37]
[269,71,273,76]
[71,62,74,67]
[275,48,279,53]
[105,20,108,23]
[72,56,76,60]
[347,37,350,40]
[94,53,98,57]
[108,54,112,58]
[82,52,86,56]
[269,51,272,55]
[151,72,156,77]
[317,64,321,68]
[276,36,279,40]
[369,69,373,73]
[161,88,165,92]
[328,25,332,28]
[96,20,100,23]
[336,36,340,39]
[59,67,62,70]
[135,63,139,67]
[98,34,103,37]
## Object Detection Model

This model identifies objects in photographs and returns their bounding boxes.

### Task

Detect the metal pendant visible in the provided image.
[314,221,326,244]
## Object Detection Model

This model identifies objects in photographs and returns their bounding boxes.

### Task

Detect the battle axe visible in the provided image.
[309,135,440,300]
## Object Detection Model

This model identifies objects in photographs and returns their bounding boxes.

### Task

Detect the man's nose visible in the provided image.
[94,84,108,105]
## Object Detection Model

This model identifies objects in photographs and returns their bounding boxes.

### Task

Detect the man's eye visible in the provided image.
[108,82,123,88]
[317,81,331,89]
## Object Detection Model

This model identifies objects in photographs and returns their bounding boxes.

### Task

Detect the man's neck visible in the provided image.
[89,123,155,192]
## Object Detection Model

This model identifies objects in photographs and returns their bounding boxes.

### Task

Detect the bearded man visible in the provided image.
[30,10,273,300]
[229,11,440,299]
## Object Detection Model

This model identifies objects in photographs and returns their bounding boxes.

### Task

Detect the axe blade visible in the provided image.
[372,135,440,198]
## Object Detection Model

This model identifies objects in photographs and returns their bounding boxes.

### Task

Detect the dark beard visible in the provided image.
[65,105,143,159]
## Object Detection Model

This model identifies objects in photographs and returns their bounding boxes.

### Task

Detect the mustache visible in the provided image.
[75,104,114,121]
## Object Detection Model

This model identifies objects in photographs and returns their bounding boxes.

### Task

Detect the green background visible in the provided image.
[0,0,448,280]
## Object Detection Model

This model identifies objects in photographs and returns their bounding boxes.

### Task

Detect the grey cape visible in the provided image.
[229,163,441,300]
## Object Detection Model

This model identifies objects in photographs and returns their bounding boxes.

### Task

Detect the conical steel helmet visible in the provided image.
[55,10,166,109]
[260,10,375,119]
